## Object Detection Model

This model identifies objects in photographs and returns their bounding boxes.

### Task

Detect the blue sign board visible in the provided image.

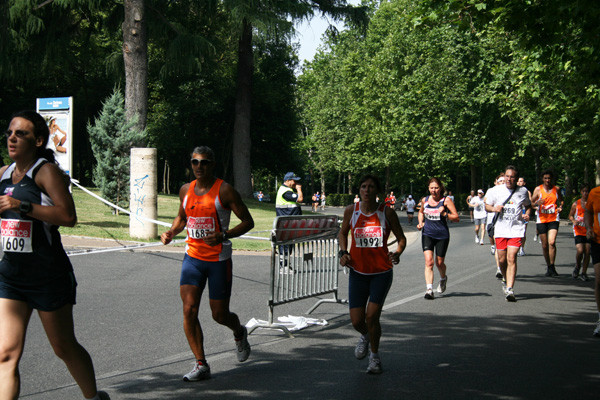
[37,97,71,111]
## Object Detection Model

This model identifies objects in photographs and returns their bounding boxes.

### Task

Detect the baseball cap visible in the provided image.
[408,195,412,199]
[284,172,301,181]
[478,189,484,194]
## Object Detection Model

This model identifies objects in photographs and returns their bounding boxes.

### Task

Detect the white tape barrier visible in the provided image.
[66,181,269,256]
[71,179,171,227]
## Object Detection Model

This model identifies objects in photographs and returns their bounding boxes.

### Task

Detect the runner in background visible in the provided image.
[466,190,475,223]
[531,170,564,277]
[569,185,591,281]
[417,177,460,300]
[584,185,600,336]
[470,189,486,245]
[516,177,532,256]
[485,166,531,302]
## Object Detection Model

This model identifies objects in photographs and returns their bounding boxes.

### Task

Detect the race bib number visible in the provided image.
[1,219,33,253]
[424,208,441,221]
[541,204,556,214]
[501,204,520,221]
[354,226,383,248]
[576,215,585,226]
[187,217,215,240]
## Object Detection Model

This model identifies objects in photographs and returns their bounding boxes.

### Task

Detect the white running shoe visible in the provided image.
[594,320,600,337]
[424,288,435,300]
[183,361,211,381]
[366,355,383,374]
[518,247,525,257]
[355,335,369,360]
[491,245,496,255]
[475,236,479,244]
[437,276,448,294]
[533,234,538,242]
[235,327,251,362]
[505,288,516,302]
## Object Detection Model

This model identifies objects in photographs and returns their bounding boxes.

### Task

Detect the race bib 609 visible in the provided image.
[1,219,33,253]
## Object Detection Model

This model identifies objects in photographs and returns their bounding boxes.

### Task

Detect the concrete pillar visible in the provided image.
[130,148,157,239]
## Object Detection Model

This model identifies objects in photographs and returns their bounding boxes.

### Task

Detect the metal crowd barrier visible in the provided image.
[248,215,347,337]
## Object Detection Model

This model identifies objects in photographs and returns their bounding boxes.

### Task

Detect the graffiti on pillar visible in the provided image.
[132,174,149,225]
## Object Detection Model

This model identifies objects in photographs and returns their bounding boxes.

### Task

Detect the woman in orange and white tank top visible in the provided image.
[569,185,590,281]
[338,174,406,374]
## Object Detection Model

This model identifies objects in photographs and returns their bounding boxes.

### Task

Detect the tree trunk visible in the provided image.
[470,164,477,191]
[596,160,600,186]
[232,18,253,197]
[122,0,148,134]
[347,172,352,195]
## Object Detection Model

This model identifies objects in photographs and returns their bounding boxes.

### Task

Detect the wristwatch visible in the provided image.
[338,249,349,258]
[19,200,32,215]
[222,231,229,241]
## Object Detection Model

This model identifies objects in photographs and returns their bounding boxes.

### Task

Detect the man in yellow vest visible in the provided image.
[275,172,304,272]
[276,172,303,217]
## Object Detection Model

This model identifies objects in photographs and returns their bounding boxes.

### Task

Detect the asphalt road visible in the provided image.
[14,210,600,399]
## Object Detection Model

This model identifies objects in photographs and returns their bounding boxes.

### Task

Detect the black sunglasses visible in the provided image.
[191,158,211,166]
[4,129,31,139]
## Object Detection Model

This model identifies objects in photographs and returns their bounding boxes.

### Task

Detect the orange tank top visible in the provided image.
[536,185,559,223]
[184,179,232,261]
[349,202,392,274]
[573,199,587,236]
[586,187,600,244]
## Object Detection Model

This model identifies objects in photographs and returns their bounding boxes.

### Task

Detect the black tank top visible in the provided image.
[0,159,73,284]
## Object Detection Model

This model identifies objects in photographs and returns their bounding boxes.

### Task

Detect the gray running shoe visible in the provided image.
[235,326,251,362]
[366,355,383,374]
[594,320,600,337]
[97,391,111,400]
[579,273,589,282]
[572,267,580,279]
[424,288,435,300]
[183,362,211,381]
[354,335,369,360]
[437,276,448,294]
[505,288,516,302]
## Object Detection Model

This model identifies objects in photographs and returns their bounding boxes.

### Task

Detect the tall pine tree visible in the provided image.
[88,89,145,212]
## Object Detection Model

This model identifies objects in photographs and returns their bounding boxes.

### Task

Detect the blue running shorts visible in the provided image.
[180,254,233,300]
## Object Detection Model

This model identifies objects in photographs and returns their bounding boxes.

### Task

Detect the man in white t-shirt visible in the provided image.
[485,166,531,302]
[405,195,416,225]
[470,189,487,244]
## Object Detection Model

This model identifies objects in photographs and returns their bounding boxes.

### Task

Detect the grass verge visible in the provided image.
[62,186,286,251]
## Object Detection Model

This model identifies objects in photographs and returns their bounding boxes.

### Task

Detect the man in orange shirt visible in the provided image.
[531,170,563,277]
[584,186,600,337]
[161,146,255,380]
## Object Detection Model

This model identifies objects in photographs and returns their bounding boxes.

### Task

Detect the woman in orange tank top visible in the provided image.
[568,185,590,280]
[339,174,406,374]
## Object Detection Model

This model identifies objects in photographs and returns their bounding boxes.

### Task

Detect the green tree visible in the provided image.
[88,89,145,211]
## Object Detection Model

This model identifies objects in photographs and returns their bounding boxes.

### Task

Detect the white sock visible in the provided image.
[426,284,433,290]
[370,351,379,359]
[86,394,100,400]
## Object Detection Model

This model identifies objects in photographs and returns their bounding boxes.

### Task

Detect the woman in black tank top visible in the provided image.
[0,111,110,399]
